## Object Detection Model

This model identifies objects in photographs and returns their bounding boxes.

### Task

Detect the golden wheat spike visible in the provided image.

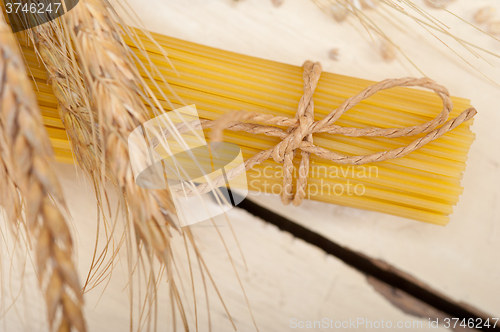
[0,13,86,332]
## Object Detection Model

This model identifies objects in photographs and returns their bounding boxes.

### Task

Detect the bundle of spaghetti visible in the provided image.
[16,31,476,226]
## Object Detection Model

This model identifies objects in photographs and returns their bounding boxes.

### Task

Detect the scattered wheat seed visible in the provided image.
[488,20,500,36]
[329,3,348,22]
[380,40,396,62]
[271,0,284,7]
[328,48,340,61]
[474,6,496,24]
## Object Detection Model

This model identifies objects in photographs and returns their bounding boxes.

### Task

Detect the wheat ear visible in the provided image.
[0,15,86,332]
[29,16,128,292]
[33,24,99,175]
[64,0,177,260]
[63,0,190,327]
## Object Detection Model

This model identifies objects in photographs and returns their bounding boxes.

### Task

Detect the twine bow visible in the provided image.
[162,61,476,206]
[205,61,477,206]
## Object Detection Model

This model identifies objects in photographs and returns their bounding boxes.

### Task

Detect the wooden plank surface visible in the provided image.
[2,163,452,331]
[119,0,500,318]
[2,0,499,331]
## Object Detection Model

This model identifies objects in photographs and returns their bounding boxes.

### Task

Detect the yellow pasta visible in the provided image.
[17,31,475,225]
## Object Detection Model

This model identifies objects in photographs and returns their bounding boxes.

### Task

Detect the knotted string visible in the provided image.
[163,61,477,206]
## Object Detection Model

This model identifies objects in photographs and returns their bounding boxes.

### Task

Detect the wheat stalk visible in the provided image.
[21,2,244,329]
[61,0,193,328]
[29,17,126,296]
[18,1,257,329]
[33,24,99,175]
[0,14,86,332]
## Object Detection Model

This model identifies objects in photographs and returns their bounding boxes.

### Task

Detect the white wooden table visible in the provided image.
[2,0,499,331]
